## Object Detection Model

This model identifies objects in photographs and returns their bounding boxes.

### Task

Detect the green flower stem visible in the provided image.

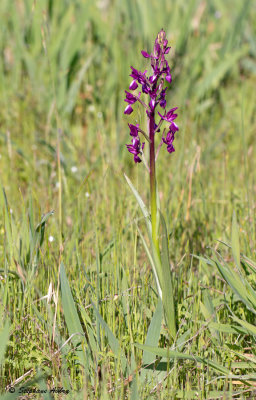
[149,113,160,260]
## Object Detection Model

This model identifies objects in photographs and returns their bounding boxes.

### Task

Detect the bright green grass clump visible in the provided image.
[0,0,256,399]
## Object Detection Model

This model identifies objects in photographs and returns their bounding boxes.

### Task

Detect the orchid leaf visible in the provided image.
[137,226,162,298]
[124,173,151,235]
[159,211,177,338]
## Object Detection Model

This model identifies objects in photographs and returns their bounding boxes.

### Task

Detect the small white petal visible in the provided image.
[88,105,95,112]
[71,166,78,173]
[49,236,55,242]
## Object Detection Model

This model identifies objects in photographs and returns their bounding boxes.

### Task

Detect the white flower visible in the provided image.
[71,166,78,173]
[49,236,55,242]
[85,192,90,198]
[88,105,95,113]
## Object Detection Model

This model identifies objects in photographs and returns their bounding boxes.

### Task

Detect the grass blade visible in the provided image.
[60,262,87,368]
[213,255,256,313]
[159,212,177,339]
[201,290,220,343]
[142,299,163,368]
[232,316,256,337]
[135,344,230,375]
[91,301,127,374]
[0,320,10,367]
[231,210,240,270]
[124,173,151,235]
[137,226,162,298]
[208,322,247,335]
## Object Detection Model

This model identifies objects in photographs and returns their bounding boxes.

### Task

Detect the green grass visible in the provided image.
[0,0,256,398]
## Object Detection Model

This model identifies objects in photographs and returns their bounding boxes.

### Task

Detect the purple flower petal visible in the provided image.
[166,107,178,120]
[142,83,150,94]
[167,144,175,153]
[126,136,144,163]
[159,88,167,109]
[168,107,178,113]
[158,107,178,122]
[153,42,161,58]
[162,125,177,154]
[134,155,142,163]
[149,74,158,85]
[130,66,148,85]
[159,99,166,108]
[130,66,140,80]
[149,98,156,110]
[129,80,138,90]
[170,122,179,133]
[124,105,133,115]
[141,50,151,58]
[128,123,139,137]
[124,90,138,104]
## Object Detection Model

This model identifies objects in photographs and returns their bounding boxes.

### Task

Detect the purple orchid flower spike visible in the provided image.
[123,29,179,339]
[124,29,179,160]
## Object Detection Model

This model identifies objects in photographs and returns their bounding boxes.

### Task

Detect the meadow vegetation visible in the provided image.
[0,0,256,398]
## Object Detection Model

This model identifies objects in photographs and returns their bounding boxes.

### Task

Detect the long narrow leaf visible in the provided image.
[135,344,230,375]
[159,212,177,338]
[137,226,162,298]
[124,173,151,235]
[232,316,256,336]
[0,320,10,367]
[91,301,127,373]
[201,290,220,343]
[142,300,163,367]
[213,255,256,313]
[60,263,87,368]
[208,322,247,335]
[232,210,240,271]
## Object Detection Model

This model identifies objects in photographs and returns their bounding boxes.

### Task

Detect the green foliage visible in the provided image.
[125,174,177,338]
[201,213,256,388]
[60,262,88,368]
[0,320,10,368]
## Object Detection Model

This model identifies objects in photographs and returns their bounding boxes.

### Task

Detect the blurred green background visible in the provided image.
[0,0,256,398]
